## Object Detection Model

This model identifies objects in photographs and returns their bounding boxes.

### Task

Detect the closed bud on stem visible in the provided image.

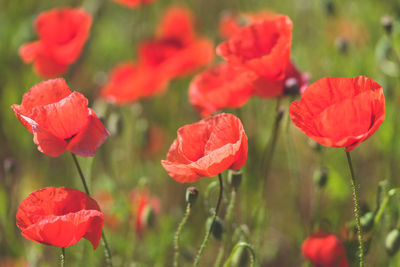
[313,167,329,188]
[386,229,400,256]
[284,78,300,96]
[360,211,374,232]
[228,170,242,189]
[186,187,199,205]
[206,216,223,240]
[141,206,156,229]
[381,15,393,35]
[335,37,349,54]
[231,243,249,267]
[277,107,285,123]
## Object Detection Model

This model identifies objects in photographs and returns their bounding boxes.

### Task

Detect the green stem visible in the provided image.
[174,203,192,267]
[215,189,237,267]
[71,153,113,267]
[194,173,224,267]
[346,151,365,267]
[260,97,284,191]
[222,242,256,267]
[60,247,65,267]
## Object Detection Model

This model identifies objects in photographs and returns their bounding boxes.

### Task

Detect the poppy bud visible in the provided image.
[141,205,156,229]
[228,170,242,189]
[335,37,349,54]
[186,187,199,205]
[313,167,329,188]
[107,112,123,136]
[206,216,223,240]
[284,77,300,96]
[385,229,400,256]
[323,0,335,16]
[360,211,374,232]
[381,16,393,35]
[308,140,323,152]
[231,243,249,267]
[3,158,16,176]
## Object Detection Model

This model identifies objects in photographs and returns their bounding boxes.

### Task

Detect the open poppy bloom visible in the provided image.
[16,187,104,249]
[130,189,160,235]
[111,0,155,8]
[189,63,256,117]
[302,231,349,267]
[19,8,92,77]
[289,76,385,151]
[12,78,109,157]
[138,6,214,80]
[101,61,169,105]
[216,15,292,80]
[162,113,248,183]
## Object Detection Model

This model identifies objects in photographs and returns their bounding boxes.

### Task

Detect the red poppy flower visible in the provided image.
[12,78,109,157]
[216,15,292,80]
[302,231,349,267]
[161,113,248,183]
[138,7,214,80]
[289,76,385,151]
[253,60,309,98]
[111,0,154,8]
[130,189,160,235]
[16,187,104,249]
[19,8,92,77]
[101,62,169,105]
[189,63,256,117]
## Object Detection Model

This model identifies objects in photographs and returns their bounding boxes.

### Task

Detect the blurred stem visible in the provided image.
[215,188,237,267]
[60,247,65,267]
[260,97,284,193]
[194,173,224,267]
[346,151,365,267]
[174,203,192,267]
[222,242,255,267]
[70,153,113,267]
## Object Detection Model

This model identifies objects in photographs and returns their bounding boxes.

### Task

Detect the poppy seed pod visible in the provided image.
[228,169,242,189]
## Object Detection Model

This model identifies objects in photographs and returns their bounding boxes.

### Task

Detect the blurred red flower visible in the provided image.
[162,113,248,183]
[142,124,168,159]
[16,187,104,249]
[216,15,292,80]
[289,76,385,151]
[253,60,309,98]
[12,78,109,157]
[101,62,169,105]
[302,231,349,267]
[94,191,121,230]
[111,0,154,8]
[130,189,160,235]
[189,63,256,117]
[138,7,214,80]
[19,8,92,77]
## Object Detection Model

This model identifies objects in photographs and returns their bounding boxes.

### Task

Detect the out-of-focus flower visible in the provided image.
[101,62,169,105]
[111,0,155,9]
[162,113,248,183]
[94,191,120,230]
[217,15,292,80]
[302,231,349,267]
[289,76,385,151]
[138,7,214,80]
[253,60,309,98]
[16,187,104,249]
[142,124,168,159]
[19,8,92,77]
[130,189,160,235]
[189,63,256,117]
[12,78,109,157]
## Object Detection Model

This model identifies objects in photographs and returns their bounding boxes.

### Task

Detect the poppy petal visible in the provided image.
[67,109,110,157]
